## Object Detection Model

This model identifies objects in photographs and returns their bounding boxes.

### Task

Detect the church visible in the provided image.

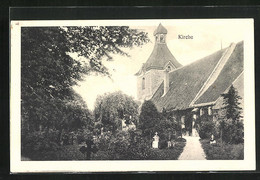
[135,24,244,136]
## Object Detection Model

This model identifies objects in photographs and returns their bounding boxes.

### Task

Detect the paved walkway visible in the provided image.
[178,136,206,160]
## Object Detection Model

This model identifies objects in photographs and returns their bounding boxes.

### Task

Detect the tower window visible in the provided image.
[142,77,145,90]
[160,35,165,43]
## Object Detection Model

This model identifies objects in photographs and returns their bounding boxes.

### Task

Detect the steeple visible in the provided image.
[153,23,168,44]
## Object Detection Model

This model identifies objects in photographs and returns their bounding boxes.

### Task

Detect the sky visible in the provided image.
[72,19,250,111]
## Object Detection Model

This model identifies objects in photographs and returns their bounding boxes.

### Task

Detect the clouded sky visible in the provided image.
[72,19,251,111]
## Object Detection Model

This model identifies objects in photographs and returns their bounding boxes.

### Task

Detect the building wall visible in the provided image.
[137,69,165,101]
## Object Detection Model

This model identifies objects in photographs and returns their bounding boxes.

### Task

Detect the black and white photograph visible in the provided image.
[10,19,255,172]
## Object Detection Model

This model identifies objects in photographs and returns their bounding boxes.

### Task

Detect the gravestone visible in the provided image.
[210,134,216,144]
[152,132,159,149]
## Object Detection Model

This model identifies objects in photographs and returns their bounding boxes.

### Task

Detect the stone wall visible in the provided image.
[136,69,165,101]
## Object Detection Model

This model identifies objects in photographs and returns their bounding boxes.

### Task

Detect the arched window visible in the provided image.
[160,35,165,43]
[142,77,145,90]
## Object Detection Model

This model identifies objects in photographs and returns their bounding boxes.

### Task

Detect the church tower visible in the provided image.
[135,24,182,101]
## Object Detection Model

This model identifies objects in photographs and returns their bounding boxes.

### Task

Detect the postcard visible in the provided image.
[10,19,255,172]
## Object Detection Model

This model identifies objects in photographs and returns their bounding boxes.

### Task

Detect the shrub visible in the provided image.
[21,129,62,160]
[200,139,244,160]
[139,100,160,139]
[149,139,186,160]
[199,120,215,139]
[76,129,93,144]
[197,114,215,139]
[159,140,168,149]
[93,130,153,160]
[95,131,113,151]
[221,119,244,144]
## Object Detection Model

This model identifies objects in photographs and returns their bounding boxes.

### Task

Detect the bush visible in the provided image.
[93,130,154,160]
[197,114,215,139]
[92,130,187,160]
[149,139,186,160]
[200,139,244,160]
[221,119,244,144]
[159,140,168,149]
[199,120,215,139]
[95,131,113,151]
[22,129,62,160]
[76,129,93,144]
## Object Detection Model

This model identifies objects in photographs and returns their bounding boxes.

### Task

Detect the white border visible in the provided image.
[10,19,255,173]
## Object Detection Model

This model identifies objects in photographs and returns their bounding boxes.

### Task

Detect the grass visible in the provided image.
[23,139,186,161]
[22,139,186,161]
[93,138,186,160]
[200,139,244,160]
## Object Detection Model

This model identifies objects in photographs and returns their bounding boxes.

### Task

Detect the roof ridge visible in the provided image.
[189,42,237,107]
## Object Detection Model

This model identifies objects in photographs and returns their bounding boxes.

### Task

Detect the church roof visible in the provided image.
[135,43,182,76]
[145,43,182,71]
[153,23,168,35]
[194,41,244,106]
[213,71,244,110]
[151,41,244,111]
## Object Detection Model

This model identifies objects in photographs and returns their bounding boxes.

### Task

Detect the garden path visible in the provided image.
[178,136,206,160]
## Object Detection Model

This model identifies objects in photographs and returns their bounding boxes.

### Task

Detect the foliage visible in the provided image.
[76,129,94,144]
[160,112,179,137]
[93,129,151,160]
[94,91,139,133]
[93,130,186,160]
[149,139,186,160]
[221,85,243,120]
[219,85,244,144]
[22,26,148,132]
[21,129,62,160]
[200,139,244,160]
[197,114,215,139]
[95,131,113,151]
[156,117,178,141]
[139,100,161,139]
[64,26,150,76]
[21,26,148,158]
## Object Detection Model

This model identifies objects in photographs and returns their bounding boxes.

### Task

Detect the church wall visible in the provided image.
[136,69,165,101]
[150,69,165,96]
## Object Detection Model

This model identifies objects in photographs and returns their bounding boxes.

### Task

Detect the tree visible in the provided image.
[21,26,149,131]
[94,91,139,133]
[139,100,160,139]
[21,26,149,158]
[219,85,243,144]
